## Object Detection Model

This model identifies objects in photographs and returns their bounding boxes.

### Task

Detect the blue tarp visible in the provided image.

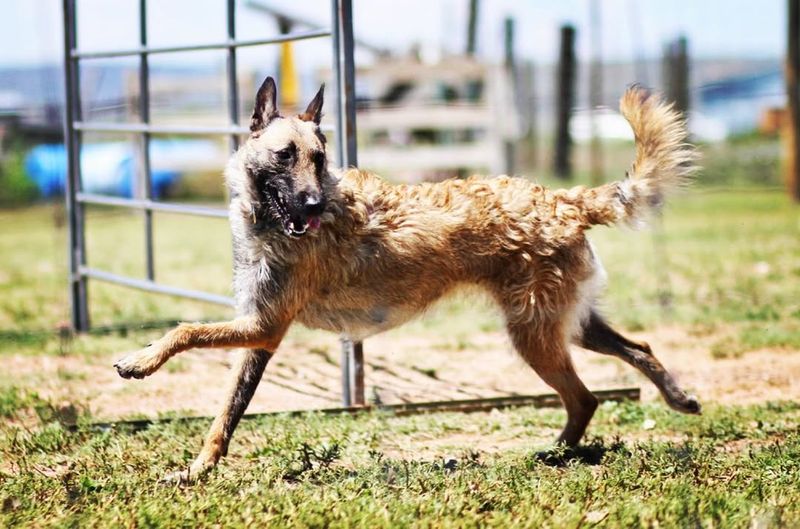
[24,141,191,199]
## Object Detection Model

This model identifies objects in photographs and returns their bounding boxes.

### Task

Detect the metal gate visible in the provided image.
[61,0,364,405]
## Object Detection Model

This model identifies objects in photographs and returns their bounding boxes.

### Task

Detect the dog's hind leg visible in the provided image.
[114,316,287,380]
[507,320,598,447]
[576,310,700,414]
[162,348,272,484]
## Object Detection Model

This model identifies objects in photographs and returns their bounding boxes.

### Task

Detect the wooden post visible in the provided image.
[674,37,689,114]
[588,0,604,186]
[554,25,576,179]
[787,0,800,201]
[466,0,479,56]
[663,36,689,115]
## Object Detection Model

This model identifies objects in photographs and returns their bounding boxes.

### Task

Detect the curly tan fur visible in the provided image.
[115,83,701,482]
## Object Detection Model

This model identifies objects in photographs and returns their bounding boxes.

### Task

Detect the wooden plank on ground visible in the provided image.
[73,387,640,433]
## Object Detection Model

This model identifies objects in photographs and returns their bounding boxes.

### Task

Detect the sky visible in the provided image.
[0,0,786,69]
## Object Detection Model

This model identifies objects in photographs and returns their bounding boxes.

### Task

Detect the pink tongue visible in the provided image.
[308,217,321,230]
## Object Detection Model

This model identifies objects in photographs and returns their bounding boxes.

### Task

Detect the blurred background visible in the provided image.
[0,0,797,415]
[1,0,790,198]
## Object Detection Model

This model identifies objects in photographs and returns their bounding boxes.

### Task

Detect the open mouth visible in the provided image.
[264,187,321,237]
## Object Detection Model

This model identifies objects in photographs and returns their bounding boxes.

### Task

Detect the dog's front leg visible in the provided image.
[162,347,273,484]
[114,315,282,379]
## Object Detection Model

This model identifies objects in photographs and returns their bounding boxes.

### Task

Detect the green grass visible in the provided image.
[1,389,800,527]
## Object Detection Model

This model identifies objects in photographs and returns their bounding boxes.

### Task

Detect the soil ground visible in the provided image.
[8,324,798,422]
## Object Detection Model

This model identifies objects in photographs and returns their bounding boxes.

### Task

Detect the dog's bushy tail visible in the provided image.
[580,86,698,227]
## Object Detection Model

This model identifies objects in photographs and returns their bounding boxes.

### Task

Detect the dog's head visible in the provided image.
[240,76,332,238]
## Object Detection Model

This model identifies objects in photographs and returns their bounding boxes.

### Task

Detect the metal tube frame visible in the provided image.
[62,0,89,331]
[62,0,361,406]
[138,0,155,282]
[331,0,364,407]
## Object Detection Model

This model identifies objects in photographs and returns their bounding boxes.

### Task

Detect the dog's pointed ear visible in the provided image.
[250,76,279,132]
[299,83,324,125]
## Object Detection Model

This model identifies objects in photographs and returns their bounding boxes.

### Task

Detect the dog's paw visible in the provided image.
[113,345,160,380]
[682,395,702,414]
[160,461,213,486]
[159,469,194,486]
[534,449,570,467]
[668,393,702,415]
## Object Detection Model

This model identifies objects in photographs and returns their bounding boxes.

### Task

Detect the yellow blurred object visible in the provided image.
[280,41,299,108]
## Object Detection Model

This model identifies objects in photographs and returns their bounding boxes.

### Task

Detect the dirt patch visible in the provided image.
[6,325,800,421]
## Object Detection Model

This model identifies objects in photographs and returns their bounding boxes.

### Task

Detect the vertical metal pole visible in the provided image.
[341,0,363,406]
[503,17,515,176]
[226,0,240,153]
[338,338,365,408]
[330,0,344,169]
[339,0,358,168]
[333,0,363,406]
[138,0,155,281]
[62,0,89,331]
[332,0,349,405]
[339,338,352,407]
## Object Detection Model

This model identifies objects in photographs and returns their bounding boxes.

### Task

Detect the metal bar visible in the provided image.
[339,337,352,407]
[139,0,155,282]
[338,0,364,407]
[332,0,349,406]
[332,0,363,407]
[73,122,249,135]
[226,0,240,153]
[245,0,390,56]
[71,29,331,59]
[62,0,90,332]
[76,192,229,218]
[351,340,365,406]
[330,0,344,168]
[73,387,642,432]
[340,0,358,168]
[80,267,235,307]
[503,17,516,176]
[72,121,334,135]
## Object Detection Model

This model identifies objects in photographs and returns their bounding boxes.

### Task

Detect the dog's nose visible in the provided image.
[299,192,325,217]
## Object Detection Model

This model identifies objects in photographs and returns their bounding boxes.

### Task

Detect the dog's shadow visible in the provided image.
[534,437,627,467]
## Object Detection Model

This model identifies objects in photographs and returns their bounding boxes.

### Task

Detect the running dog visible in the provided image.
[114,76,700,483]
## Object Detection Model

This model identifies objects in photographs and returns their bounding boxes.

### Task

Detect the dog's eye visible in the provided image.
[274,144,295,163]
[312,151,325,172]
